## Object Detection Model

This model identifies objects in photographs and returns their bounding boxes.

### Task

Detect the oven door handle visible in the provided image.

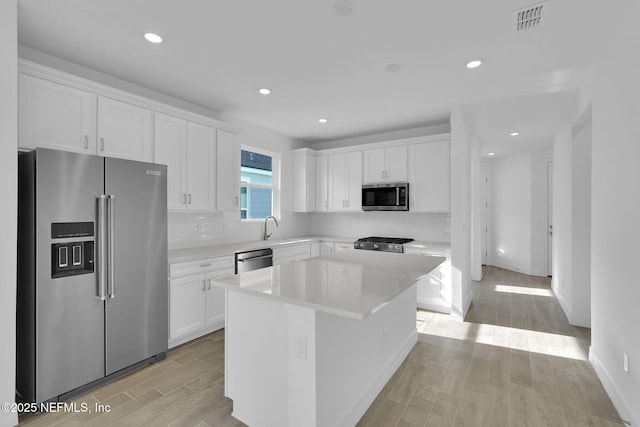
[237,255,273,262]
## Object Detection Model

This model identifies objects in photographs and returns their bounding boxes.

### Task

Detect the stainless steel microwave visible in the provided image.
[361,182,409,211]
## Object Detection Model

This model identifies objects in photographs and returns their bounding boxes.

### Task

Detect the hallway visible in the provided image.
[358,266,623,426]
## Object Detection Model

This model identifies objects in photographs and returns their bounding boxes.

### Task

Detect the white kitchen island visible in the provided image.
[212,250,445,427]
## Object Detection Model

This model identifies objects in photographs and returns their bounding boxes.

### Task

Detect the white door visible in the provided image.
[19,74,96,153]
[154,113,187,210]
[385,146,408,181]
[363,148,385,183]
[315,155,329,211]
[97,97,153,161]
[169,275,207,341]
[186,122,216,211]
[205,269,233,327]
[329,153,347,211]
[216,129,240,212]
[345,151,363,211]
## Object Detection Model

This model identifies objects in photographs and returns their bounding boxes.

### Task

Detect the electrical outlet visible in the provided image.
[294,335,307,360]
[623,353,629,373]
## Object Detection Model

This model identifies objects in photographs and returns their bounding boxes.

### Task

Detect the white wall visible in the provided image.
[449,107,472,321]
[551,113,592,328]
[571,118,592,326]
[590,2,640,424]
[470,134,483,281]
[552,127,573,310]
[486,148,551,277]
[0,2,18,427]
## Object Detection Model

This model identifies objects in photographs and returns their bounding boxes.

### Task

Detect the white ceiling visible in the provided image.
[17,0,624,151]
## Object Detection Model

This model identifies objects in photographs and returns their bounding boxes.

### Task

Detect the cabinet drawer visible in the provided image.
[170,255,234,278]
[273,244,311,261]
[404,248,447,257]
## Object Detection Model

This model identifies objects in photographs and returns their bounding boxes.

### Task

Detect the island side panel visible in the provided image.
[225,289,290,427]
[315,284,418,427]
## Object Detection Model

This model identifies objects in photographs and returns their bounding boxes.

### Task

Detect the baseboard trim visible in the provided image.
[417,300,450,314]
[488,261,547,277]
[589,347,639,427]
[339,331,418,427]
[168,320,224,349]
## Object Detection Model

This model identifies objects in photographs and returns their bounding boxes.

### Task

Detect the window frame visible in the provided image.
[239,145,280,221]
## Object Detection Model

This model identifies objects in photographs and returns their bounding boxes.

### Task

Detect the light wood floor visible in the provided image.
[19,266,623,426]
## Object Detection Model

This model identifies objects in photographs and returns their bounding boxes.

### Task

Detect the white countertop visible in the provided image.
[168,235,449,264]
[211,250,445,320]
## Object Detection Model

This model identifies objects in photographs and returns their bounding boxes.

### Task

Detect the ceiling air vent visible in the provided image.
[513,1,547,32]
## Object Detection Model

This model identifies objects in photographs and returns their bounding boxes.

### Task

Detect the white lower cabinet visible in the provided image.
[273,243,312,265]
[169,255,234,347]
[404,247,451,314]
[320,241,354,255]
[320,242,335,256]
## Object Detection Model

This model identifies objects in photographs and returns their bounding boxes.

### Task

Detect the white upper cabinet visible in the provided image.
[19,74,153,162]
[97,96,153,162]
[154,113,187,210]
[408,140,450,212]
[315,155,329,212]
[216,129,240,212]
[19,74,96,154]
[329,151,362,212]
[363,146,407,183]
[292,148,316,212]
[155,113,217,211]
[186,122,217,211]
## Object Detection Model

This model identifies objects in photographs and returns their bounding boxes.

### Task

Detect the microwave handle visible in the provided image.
[396,187,400,206]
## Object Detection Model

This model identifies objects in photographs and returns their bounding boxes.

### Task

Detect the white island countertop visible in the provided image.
[212,250,445,320]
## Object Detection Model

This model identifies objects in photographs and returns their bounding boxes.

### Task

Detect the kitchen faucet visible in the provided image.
[263,215,279,240]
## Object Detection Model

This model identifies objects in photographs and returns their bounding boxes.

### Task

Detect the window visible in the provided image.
[240,147,279,220]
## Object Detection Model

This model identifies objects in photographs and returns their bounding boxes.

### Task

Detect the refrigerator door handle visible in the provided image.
[107,195,116,299]
[97,195,108,300]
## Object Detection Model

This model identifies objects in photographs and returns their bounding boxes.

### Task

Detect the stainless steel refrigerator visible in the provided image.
[17,148,168,403]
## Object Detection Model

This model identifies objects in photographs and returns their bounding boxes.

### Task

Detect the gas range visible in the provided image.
[353,236,414,253]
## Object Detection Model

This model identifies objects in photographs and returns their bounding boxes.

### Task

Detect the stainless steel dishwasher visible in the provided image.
[235,248,273,274]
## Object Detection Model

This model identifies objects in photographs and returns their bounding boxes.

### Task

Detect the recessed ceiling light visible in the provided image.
[258,88,271,95]
[510,131,520,136]
[488,152,496,156]
[333,0,354,16]
[144,33,163,44]
[466,60,482,69]
[318,118,328,124]
[385,63,401,72]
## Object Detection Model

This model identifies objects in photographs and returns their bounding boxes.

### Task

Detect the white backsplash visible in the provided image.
[168,210,311,250]
[169,210,450,250]
[309,212,451,242]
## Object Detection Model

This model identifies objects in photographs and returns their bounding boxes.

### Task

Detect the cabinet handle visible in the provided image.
[202,279,206,291]
[207,279,211,290]
[188,194,192,205]
[200,263,211,268]
[84,135,89,149]
[100,137,105,151]
[234,196,239,206]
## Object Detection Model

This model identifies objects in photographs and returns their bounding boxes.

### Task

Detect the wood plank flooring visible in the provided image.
[19,266,623,426]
